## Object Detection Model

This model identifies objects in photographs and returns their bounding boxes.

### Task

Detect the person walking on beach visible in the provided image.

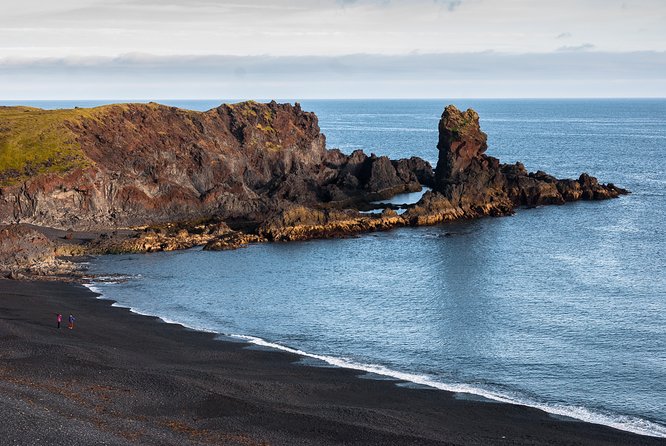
[68,314,75,330]
[56,313,62,329]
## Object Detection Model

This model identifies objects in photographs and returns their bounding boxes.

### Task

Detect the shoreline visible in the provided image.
[1,279,664,445]
[84,280,666,441]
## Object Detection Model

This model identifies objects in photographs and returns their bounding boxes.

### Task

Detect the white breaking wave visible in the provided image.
[228,334,666,439]
[84,283,220,334]
[83,282,666,439]
[84,284,103,295]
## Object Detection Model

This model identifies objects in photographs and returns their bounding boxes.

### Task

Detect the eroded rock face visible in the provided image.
[0,225,76,277]
[425,105,628,218]
[0,101,432,230]
[316,150,428,203]
[435,106,488,185]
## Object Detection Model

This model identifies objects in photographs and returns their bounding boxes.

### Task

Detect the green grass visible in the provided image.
[0,106,90,185]
[0,101,280,185]
[0,104,134,186]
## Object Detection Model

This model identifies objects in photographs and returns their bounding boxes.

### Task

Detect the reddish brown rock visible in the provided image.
[435,105,488,185]
[0,225,76,277]
[424,104,628,221]
[0,101,431,230]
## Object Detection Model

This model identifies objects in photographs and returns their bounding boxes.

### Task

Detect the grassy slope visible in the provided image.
[0,105,131,186]
[0,101,280,186]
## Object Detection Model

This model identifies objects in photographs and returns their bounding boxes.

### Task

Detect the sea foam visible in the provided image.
[82,282,666,439]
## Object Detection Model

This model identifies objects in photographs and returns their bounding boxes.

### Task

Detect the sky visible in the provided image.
[0,0,665,99]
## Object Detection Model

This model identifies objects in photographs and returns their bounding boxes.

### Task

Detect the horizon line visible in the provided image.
[2,97,665,102]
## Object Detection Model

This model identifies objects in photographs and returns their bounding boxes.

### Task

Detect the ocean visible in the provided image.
[7,99,665,437]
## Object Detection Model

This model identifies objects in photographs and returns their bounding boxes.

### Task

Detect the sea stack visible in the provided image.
[424,105,628,219]
[434,105,488,184]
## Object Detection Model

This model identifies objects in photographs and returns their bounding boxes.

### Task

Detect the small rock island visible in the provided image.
[0,101,626,277]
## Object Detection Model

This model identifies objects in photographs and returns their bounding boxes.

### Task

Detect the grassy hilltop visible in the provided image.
[0,106,97,185]
[0,101,282,186]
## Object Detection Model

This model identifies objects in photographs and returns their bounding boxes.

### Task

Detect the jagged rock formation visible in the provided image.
[0,225,78,278]
[83,221,265,253]
[0,101,430,230]
[426,105,627,219]
[251,105,628,241]
[0,102,629,272]
[257,206,404,242]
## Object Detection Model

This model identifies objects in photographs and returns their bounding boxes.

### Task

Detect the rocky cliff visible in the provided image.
[427,105,627,219]
[0,101,430,230]
[0,225,78,278]
[0,102,628,276]
[255,105,627,241]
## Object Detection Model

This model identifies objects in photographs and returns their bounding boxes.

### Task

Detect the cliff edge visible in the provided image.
[0,101,430,229]
[0,102,628,277]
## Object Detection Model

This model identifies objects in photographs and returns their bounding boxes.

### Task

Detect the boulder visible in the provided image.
[0,225,76,277]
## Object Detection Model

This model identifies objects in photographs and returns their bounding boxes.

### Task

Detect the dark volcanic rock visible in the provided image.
[434,106,488,185]
[0,102,628,261]
[423,105,628,219]
[314,150,432,204]
[394,157,435,187]
[0,102,431,230]
[0,225,76,277]
[257,205,404,242]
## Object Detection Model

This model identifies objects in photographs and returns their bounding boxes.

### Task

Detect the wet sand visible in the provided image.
[0,279,663,445]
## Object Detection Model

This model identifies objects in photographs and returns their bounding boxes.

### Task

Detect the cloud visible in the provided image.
[433,0,464,11]
[2,0,665,59]
[557,43,595,52]
[2,51,663,81]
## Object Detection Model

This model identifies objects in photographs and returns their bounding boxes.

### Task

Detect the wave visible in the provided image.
[228,334,666,439]
[83,282,666,439]
[84,274,141,285]
[83,283,219,334]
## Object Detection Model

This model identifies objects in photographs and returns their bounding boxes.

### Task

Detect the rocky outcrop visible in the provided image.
[0,101,431,230]
[0,102,629,276]
[252,105,628,242]
[258,206,404,242]
[423,105,627,219]
[203,232,265,251]
[0,225,78,278]
[434,107,488,184]
[84,221,268,254]
[318,150,429,203]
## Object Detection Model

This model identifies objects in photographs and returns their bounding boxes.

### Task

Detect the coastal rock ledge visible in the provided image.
[254,105,626,241]
[426,105,627,218]
[0,102,626,276]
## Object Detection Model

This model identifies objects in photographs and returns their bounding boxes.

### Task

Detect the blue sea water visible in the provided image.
[6,99,665,437]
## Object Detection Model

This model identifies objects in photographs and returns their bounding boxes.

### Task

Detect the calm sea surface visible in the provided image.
[7,99,665,437]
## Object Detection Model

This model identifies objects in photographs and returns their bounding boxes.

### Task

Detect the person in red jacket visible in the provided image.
[56,313,62,329]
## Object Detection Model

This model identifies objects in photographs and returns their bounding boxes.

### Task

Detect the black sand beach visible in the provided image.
[0,279,663,446]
